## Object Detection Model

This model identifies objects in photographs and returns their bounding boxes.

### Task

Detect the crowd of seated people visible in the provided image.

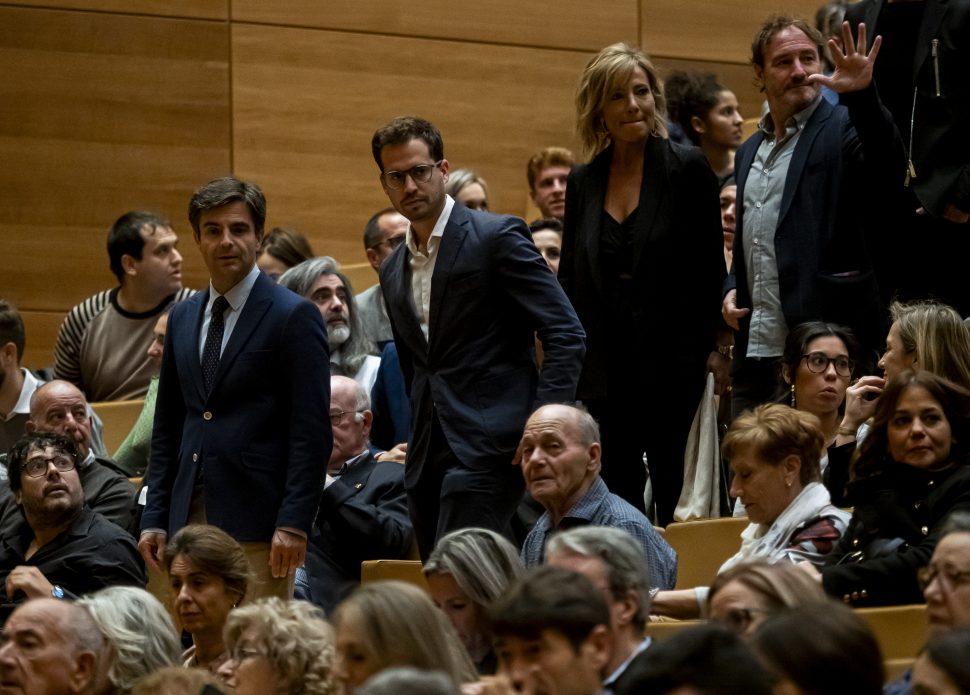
[1,4,969,693]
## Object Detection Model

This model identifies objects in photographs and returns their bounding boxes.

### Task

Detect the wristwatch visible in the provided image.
[51,585,65,600]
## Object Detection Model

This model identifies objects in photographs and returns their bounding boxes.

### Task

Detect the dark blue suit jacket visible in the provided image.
[379,202,585,482]
[142,270,332,542]
[726,91,905,359]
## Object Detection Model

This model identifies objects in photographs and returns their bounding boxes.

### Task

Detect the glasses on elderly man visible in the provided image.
[918,563,970,592]
[801,352,854,377]
[382,161,443,190]
[329,410,365,426]
[23,454,76,478]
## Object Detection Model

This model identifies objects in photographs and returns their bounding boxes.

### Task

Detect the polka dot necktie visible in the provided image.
[201,295,229,394]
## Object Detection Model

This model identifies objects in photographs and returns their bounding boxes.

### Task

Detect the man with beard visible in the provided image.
[0,432,145,601]
[279,257,381,392]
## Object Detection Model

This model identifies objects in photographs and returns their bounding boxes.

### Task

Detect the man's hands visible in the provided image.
[138,531,167,572]
[808,21,881,94]
[270,528,306,579]
[6,566,54,600]
[722,289,749,331]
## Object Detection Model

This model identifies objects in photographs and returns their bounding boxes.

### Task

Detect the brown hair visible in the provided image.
[163,524,251,605]
[721,404,824,486]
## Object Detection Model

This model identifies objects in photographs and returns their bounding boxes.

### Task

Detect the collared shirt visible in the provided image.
[520,477,678,590]
[406,195,455,341]
[198,264,262,359]
[4,369,39,422]
[602,636,652,695]
[743,97,822,358]
[328,449,369,486]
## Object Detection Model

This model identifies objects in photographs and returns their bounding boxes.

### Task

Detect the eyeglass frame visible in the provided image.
[23,453,77,478]
[228,645,265,663]
[918,563,970,592]
[801,351,854,378]
[381,160,443,190]
[367,234,406,253]
[329,410,366,426]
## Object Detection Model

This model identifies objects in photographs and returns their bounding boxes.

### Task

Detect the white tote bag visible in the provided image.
[674,371,721,521]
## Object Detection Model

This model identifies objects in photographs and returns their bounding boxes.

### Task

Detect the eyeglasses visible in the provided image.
[918,564,970,592]
[329,410,365,426]
[229,645,264,663]
[714,607,769,634]
[368,234,406,252]
[23,454,76,478]
[802,352,854,377]
[381,161,442,190]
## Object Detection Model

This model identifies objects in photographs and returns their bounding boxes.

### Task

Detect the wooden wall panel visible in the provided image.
[232,0,637,53]
[641,0,824,64]
[0,6,230,318]
[232,24,590,268]
[3,0,227,19]
[19,310,64,371]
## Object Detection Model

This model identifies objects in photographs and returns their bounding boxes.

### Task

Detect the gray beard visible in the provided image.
[328,323,351,348]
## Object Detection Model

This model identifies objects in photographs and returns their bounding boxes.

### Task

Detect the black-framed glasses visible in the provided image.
[714,607,769,634]
[329,410,365,426]
[368,234,406,252]
[382,161,442,190]
[802,352,854,377]
[23,454,76,478]
[918,564,970,592]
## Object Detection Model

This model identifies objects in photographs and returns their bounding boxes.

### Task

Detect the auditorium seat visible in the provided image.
[665,517,749,589]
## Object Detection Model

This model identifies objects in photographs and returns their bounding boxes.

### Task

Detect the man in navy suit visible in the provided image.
[722,16,904,416]
[372,117,586,558]
[138,177,331,598]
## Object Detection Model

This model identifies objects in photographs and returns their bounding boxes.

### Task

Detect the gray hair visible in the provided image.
[357,668,459,695]
[331,375,370,420]
[78,587,182,693]
[941,511,970,536]
[424,528,524,606]
[546,526,651,632]
[444,169,489,200]
[278,257,375,375]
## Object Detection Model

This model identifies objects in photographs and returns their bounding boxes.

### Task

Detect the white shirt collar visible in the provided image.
[10,369,40,418]
[405,195,455,257]
[208,263,261,312]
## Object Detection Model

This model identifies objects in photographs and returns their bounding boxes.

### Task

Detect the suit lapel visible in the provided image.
[583,152,609,295]
[385,245,428,355]
[178,291,209,403]
[777,101,832,227]
[427,206,468,353]
[209,273,272,397]
[633,136,668,269]
[338,454,377,491]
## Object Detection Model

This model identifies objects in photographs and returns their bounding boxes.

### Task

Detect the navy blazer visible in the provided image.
[379,202,585,479]
[726,91,905,359]
[143,270,332,542]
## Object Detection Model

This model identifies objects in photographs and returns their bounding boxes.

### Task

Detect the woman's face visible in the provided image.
[426,572,490,664]
[256,251,289,283]
[912,652,962,695]
[697,90,743,149]
[729,443,799,526]
[532,230,562,275]
[602,66,655,145]
[217,627,279,695]
[878,322,917,382]
[456,182,488,211]
[709,579,771,638]
[790,336,851,419]
[169,554,239,637]
[719,185,737,251]
[334,606,382,694]
[887,385,952,469]
[146,312,168,367]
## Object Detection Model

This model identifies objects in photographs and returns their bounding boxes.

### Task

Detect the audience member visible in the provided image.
[54,211,193,402]
[707,560,827,636]
[654,405,845,618]
[545,526,653,693]
[664,70,744,178]
[113,309,168,477]
[332,580,477,692]
[614,624,773,695]
[445,169,490,211]
[486,566,611,695]
[811,371,970,605]
[527,218,562,276]
[814,0,847,104]
[516,404,676,590]
[130,667,225,695]
[78,586,182,694]
[723,16,901,418]
[256,227,314,282]
[163,524,251,674]
[911,628,970,695]
[0,598,110,695]
[0,301,39,454]
[357,668,459,695]
[140,176,331,601]
[219,597,337,695]
[299,375,411,612]
[753,601,885,695]
[424,527,524,674]
[372,116,585,558]
[719,175,736,271]
[357,208,408,350]
[527,147,574,221]
[846,0,970,316]
[0,432,145,601]
[562,42,727,524]
[279,258,380,392]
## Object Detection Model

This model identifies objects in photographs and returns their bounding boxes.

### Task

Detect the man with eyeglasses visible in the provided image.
[297,375,411,613]
[358,207,408,351]
[0,432,145,603]
[371,116,585,559]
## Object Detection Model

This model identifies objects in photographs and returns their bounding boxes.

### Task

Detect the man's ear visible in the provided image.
[361,409,374,436]
[439,158,450,181]
[587,442,602,474]
[69,650,98,693]
[121,254,138,276]
[365,248,382,272]
[614,589,640,629]
[583,624,613,674]
[24,419,36,434]
[754,65,765,91]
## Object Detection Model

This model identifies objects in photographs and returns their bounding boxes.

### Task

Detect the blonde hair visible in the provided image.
[223,598,336,695]
[333,581,477,685]
[891,300,970,389]
[721,404,824,486]
[575,43,668,158]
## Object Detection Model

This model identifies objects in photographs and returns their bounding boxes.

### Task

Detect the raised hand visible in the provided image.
[808,21,882,94]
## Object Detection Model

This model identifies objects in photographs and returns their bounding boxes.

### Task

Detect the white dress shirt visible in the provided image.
[405,195,455,341]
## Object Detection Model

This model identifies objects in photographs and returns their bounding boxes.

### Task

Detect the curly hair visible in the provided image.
[721,404,825,486]
[224,597,336,695]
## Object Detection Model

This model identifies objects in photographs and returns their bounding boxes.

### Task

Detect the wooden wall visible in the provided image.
[0,0,819,369]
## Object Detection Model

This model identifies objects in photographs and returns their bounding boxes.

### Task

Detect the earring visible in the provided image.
[790,384,796,408]
[787,480,792,488]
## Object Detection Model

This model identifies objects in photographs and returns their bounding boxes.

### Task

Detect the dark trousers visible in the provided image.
[406,411,524,560]
[730,357,782,421]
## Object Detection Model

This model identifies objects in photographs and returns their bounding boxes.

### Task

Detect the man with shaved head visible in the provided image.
[517,404,676,590]
[0,598,110,694]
